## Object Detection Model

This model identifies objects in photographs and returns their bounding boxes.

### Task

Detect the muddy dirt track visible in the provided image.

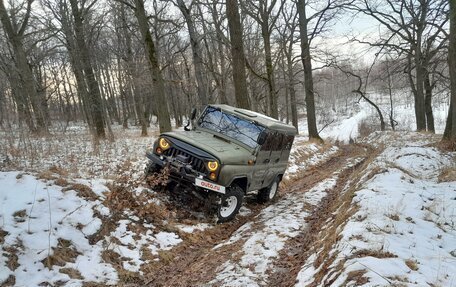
[140,143,377,287]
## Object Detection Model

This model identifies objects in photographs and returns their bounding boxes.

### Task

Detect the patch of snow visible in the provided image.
[0,171,117,286]
[296,133,456,286]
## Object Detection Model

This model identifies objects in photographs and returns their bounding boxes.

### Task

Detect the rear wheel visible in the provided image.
[217,185,244,223]
[257,176,280,203]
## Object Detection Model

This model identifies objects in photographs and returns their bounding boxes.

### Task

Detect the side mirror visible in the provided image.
[190,108,197,120]
[257,131,268,145]
[185,108,198,131]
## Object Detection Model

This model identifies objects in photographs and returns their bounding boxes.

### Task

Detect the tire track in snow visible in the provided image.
[144,145,369,287]
[209,147,368,287]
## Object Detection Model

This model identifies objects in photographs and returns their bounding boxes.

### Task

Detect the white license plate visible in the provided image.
[195,178,225,194]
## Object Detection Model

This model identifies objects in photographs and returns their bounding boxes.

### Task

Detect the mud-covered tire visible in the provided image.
[257,177,280,203]
[217,185,244,223]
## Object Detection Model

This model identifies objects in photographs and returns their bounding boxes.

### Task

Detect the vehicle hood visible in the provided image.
[163,130,254,165]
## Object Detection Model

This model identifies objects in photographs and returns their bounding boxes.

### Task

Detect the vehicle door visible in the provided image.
[251,131,274,190]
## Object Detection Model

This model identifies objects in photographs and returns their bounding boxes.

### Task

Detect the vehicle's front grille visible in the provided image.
[164,147,206,173]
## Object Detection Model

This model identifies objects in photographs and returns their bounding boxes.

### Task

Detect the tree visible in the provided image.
[0,0,49,134]
[297,0,334,141]
[348,0,449,132]
[277,2,299,129]
[240,0,285,118]
[133,0,172,133]
[68,0,109,140]
[443,0,455,143]
[334,61,386,131]
[174,0,208,106]
[226,0,250,109]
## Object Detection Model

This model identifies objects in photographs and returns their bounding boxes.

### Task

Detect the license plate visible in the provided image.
[195,178,225,194]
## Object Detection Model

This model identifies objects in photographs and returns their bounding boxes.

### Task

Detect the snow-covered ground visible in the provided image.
[0,170,183,286]
[296,132,456,286]
[211,157,363,287]
[0,98,454,286]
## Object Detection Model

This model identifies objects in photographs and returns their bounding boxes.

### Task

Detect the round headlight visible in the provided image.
[159,138,170,150]
[207,161,219,172]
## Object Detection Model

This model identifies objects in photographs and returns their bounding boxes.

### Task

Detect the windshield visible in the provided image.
[197,106,265,148]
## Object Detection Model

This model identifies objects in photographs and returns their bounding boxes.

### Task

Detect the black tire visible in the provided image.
[217,185,244,223]
[257,176,280,203]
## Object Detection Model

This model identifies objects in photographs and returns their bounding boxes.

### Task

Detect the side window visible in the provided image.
[282,135,294,151]
[271,133,283,151]
[260,132,275,151]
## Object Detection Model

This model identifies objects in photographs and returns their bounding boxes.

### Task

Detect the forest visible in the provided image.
[0,0,454,144]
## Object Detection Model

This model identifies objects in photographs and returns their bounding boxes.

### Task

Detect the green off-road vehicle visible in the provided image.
[145,105,297,222]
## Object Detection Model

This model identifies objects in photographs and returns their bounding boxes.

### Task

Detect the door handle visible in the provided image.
[263,159,270,163]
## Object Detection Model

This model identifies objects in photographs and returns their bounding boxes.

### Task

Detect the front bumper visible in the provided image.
[146,151,225,193]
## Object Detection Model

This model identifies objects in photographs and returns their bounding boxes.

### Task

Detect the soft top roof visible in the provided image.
[209,104,297,135]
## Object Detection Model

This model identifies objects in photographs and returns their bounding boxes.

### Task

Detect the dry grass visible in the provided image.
[54,177,69,187]
[405,259,419,271]
[438,166,456,183]
[48,165,68,176]
[42,239,81,268]
[104,183,170,224]
[0,229,8,244]
[387,213,400,221]
[101,249,121,266]
[37,170,57,181]
[435,139,456,152]
[0,275,15,287]
[343,269,369,285]
[63,184,99,201]
[3,246,19,271]
[87,212,118,245]
[59,267,83,279]
[81,283,106,287]
[117,269,141,284]
[12,210,26,223]
[351,249,397,259]
[101,249,142,285]
[364,166,388,182]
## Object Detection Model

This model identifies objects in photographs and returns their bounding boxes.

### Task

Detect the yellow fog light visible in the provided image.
[209,172,217,180]
[207,161,219,172]
[159,138,170,150]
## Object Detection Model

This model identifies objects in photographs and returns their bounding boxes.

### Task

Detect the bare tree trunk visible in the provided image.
[176,0,208,105]
[134,0,171,133]
[0,0,48,134]
[69,0,106,139]
[297,0,321,141]
[424,72,435,133]
[261,22,278,118]
[287,52,298,129]
[226,0,250,109]
[443,0,456,142]
[414,45,427,131]
[385,61,396,131]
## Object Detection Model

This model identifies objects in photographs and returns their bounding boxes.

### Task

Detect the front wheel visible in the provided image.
[257,177,280,203]
[217,185,244,223]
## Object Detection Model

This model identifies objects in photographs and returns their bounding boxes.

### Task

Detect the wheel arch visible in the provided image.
[229,176,249,193]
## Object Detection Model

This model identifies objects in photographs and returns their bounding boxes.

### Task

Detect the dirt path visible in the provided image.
[143,144,375,287]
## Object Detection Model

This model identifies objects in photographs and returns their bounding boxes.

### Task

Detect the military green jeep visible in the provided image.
[145,105,297,222]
